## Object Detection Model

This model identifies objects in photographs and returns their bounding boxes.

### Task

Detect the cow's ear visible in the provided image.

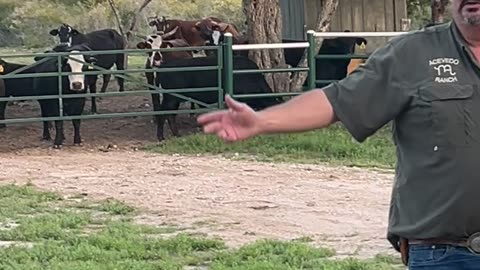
[49,29,59,36]
[71,29,79,36]
[149,20,157,27]
[85,55,97,64]
[136,42,147,49]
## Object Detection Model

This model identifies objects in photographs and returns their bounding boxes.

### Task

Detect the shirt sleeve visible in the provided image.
[322,42,411,142]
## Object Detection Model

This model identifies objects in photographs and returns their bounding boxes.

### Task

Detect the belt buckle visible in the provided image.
[467,232,480,254]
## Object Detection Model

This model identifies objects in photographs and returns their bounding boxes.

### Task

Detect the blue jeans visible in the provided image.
[408,244,480,269]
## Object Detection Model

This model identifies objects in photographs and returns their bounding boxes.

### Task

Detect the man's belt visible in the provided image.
[409,232,480,253]
[399,232,480,266]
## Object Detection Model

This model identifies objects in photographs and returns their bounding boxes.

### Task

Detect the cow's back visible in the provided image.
[3,63,37,97]
[84,29,125,50]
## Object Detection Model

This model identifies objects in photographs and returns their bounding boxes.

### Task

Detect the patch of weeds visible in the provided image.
[96,198,135,215]
[0,184,62,221]
[209,239,400,270]
[0,210,92,241]
[144,123,396,169]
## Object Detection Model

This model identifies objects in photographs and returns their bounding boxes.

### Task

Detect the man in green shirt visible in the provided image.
[197,0,480,268]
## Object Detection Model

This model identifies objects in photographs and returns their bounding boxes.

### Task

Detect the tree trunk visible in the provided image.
[289,0,339,91]
[431,0,449,23]
[242,0,290,93]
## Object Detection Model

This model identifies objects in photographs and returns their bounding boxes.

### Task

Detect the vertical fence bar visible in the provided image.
[217,42,224,109]
[57,55,64,118]
[223,33,234,98]
[306,30,316,91]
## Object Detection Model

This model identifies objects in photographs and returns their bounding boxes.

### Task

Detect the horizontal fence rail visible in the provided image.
[0,30,411,128]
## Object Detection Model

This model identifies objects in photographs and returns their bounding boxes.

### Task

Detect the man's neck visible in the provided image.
[455,22,480,47]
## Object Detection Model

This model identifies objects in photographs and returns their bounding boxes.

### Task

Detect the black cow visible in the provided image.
[0,58,38,129]
[283,30,367,88]
[33,44,97,148]
[152,55,283,141]
[49,23,126,114]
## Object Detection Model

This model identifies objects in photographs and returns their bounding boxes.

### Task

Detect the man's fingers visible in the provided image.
[202,122,224,134]
[197,110,227,125]
[225,94,246,111]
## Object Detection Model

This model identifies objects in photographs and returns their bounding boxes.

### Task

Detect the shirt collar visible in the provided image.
[450,21,470,49]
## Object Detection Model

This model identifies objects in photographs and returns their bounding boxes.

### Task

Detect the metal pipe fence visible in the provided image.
[0,30,409,126]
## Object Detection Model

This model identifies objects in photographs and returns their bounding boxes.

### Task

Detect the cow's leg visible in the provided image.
[72,119,82,146]
[147,72,161,127]
[189,102,195,118]
[88,75,98,114]
[157,95,179,141]
[53,120,64,149]
[115,54,125,92]
[165,99,181,138]
[100,74,111,93]
[0,100,6,129]
[39,101,51,141]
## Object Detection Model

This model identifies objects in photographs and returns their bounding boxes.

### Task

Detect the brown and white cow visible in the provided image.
[148,16,222,47]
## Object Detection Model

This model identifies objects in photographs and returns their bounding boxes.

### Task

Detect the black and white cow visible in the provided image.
[49,24,126,114]
[33,44,97,148]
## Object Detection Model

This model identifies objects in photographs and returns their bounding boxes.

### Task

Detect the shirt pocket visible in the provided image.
[418,83,475,147]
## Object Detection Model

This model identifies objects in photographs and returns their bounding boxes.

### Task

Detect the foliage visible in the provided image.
[0,0,244,48]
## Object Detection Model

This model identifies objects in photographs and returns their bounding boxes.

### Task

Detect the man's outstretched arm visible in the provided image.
[256,88,338,135]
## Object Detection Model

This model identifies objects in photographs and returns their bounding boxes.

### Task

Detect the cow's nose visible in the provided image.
[72,82,83,90]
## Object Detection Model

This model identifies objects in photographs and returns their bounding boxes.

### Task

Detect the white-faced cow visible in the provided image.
[49,23,126,114]
[33,44,98,149]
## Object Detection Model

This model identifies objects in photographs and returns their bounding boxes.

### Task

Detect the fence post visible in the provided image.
[57,55,64,118]
[306,30,316,91]
[223,33,234,101]
[217,41,224,109]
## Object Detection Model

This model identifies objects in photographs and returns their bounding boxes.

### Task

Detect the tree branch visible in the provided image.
[289,0,339,91]
[107,0,126,39]
[126,0,153,40]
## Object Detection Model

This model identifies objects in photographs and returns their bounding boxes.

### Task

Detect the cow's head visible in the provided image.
[196,20,231,45]
[136,27,179,68]
[322,30,368,55]
[148,16,178,35]
[61,45,97,91]
[49,24,80,47]
[136,34,165,68]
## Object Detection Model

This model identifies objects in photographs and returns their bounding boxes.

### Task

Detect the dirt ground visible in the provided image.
[0,95,398,260]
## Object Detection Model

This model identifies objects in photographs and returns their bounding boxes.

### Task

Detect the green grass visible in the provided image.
[145,123,397,169]
[0,184,403,269]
